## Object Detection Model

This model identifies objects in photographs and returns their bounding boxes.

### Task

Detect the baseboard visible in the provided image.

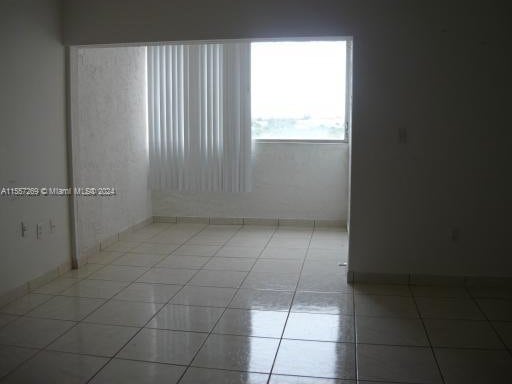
[153,215,346,228]
[118,217,154,237]
[0,259,72,308]
[79,217,154,264]
[153,216,178,223]
[348,270,512,286]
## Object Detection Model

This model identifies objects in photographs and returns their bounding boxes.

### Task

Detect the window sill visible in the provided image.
[254,139,348,144]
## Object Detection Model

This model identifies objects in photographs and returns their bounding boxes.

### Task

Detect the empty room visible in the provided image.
[1,1,511,383]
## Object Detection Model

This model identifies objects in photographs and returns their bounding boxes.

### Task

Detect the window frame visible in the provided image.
[251,37,353,144]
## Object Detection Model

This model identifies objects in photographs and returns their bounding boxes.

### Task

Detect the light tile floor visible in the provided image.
[1,223,512,383]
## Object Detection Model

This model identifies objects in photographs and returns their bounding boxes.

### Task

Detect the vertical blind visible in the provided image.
[147,42,252,192]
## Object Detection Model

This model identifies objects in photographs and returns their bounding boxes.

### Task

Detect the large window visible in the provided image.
[251,40,349,141]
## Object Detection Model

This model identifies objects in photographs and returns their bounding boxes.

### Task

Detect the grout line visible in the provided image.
[1,223,352,382]
[83,223,212,384]
[174,223,267,383]
[465,286,512,356]
[410,285,447,384]
[265,224,314,383]
[0,222,175,381]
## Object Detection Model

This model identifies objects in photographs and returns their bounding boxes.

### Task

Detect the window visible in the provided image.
[251,40,349,141]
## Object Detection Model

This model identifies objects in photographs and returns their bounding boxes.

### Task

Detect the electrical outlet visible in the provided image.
[37,223,44,239]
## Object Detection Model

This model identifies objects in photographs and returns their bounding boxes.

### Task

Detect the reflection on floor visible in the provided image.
[1,223,512,383]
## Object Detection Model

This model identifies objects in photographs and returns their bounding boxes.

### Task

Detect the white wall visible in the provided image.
[62,0,512,277]
[75,47,152,254]
[153,143,348,220]
[0,0,70,294]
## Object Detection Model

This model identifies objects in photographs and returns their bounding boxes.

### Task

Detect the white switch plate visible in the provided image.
[21,222,29,238]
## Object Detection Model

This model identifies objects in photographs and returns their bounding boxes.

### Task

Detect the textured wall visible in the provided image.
[153,143,349,220]
[0,0,70,295]
[76,46,152,253]
[62,0,512,277]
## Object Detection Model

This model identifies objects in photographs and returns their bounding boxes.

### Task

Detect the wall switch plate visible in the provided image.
[49,219,56,234]
[37,223,44,239]
[398,127,408,144]
[21,222,28,238]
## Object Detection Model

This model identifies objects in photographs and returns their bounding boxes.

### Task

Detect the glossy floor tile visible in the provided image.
[173,245,221,257]
[180,367,269,384]
[493,320,512,349]
[215,246,264,258]
[284,313,355,342]
[423,318,504,349]
[0,316,75,348]
[355,316,428,346]
[147,304,224,332]
[0,294,52,315]
[229,289,294,311]
[113,282,182,303]
[32,277,78,295]
[157,255,209,269]
[292,292,353,315]
[90,358,185,384]
[306,248,346,262]
[354,294,419,318]
[271,376,351,384]
[260,248,306,260]
[3,350,107,384]
[86,250,124,265]
[84,300,162,326]
[476,298,512,320]
[252,259,302,274]
[170,286,236,307]
[27,295,105,321]
[60,279,129,299]
[415,297,485,320]
[357,344,442,383]
[298,273,350,293]
[468,286,512,299]
[242,272,299,291]
[47,322,138,356]
[411,285,470,299]
[104,241,139,252]
[267,238,310,249]
[4,224,512,383]
[273,339,356,379]
[213,308,288,338]
[111,252,165,267]
[192,334,280,373]
[204,257,256,272]
[118,328,206,365]
[435,348,512,383]
[188,270,247,288]
[0,345,37,378]
[137,267,197,285]
[0,314,17,329]
[130,242,179,255]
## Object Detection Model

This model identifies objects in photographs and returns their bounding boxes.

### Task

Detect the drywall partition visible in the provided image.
[153,142,349,221]
[75,47,152,254]
[0,0,70,295]
[63,0,512,277]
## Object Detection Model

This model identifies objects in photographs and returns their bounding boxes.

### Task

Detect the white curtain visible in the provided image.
[147,42,252,192]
